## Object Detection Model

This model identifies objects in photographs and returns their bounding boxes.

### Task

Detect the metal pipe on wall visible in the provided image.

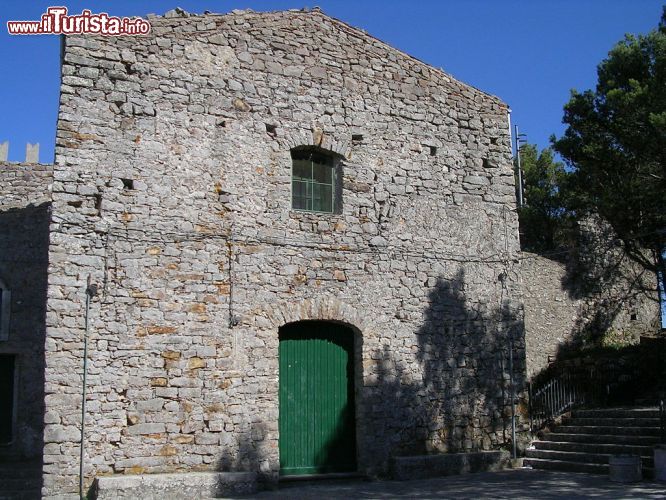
[79,276,97,500]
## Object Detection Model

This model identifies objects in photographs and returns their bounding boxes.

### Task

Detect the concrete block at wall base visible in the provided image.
[94,471,258,499]
[391,450,510,481]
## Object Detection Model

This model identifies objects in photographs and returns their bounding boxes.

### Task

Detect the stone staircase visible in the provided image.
[525,407,662,478]
[0,459,42,500]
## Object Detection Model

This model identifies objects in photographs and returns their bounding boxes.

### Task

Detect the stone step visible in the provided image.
[563,416,662,427]
[532,440,654,457]
[525,448,654,467]
[552,425,662,436]
[528,407,661,480]
[523,457,609,474]
[539,432,662,446]
[95,471,257,499]
[524,457,654,479]
[572,408,660,419]
[391,450,509,481]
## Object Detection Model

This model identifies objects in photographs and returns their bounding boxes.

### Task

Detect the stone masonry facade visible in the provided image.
[0,160,52,460]
[40,8,526,496]
[522,219,662,377]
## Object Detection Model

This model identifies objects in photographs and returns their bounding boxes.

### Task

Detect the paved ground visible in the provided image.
[238,469,666,499]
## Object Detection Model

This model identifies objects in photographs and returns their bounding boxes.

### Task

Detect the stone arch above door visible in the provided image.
[256,297,372,335]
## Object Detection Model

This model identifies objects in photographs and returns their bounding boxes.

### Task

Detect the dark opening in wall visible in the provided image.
[0,354,15,444]
[482,158,489,168]
[122,61,136,76]
[429,146,437,156]
[630,313,637,321]
[351,134,364,144]
[94,193,102,215]
[217,119,227,128]
[266,124,277,137]
[67,200,82,208]
[121,178,134,190]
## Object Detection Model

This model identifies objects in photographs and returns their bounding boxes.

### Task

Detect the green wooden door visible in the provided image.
[279,321,356,476]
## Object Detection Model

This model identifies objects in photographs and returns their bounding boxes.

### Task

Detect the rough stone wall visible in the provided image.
[43,9,524,496]
[0,161,52,459]
[572,217,661,342]
[522,242,661,377]
[521,254,581,377]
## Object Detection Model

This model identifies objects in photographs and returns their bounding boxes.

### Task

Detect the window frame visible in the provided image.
[290,147,342,215]
[0,279,10,342]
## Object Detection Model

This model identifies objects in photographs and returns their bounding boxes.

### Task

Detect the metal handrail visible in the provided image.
[529,374,583,432]
[528,367,638,433]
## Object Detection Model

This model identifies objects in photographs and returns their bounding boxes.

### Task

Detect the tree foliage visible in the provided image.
[551,8,666,279]
[515,144,571,253]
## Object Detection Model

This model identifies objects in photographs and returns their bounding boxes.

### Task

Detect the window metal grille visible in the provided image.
[292,150,335,213]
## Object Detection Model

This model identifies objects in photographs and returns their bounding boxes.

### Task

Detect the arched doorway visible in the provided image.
[278,320,357,476]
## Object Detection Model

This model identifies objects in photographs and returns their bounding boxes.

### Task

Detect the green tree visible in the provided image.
[515,144,570,253]
[551,8,666,280]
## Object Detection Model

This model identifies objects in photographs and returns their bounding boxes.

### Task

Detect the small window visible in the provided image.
[0,280,10,341]
[291,149,339,213]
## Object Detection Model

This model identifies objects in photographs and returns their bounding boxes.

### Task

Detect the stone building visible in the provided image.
[2,8,528,497]
[3,7,661,498]
[522,218,662,377]
[0,155,52,462]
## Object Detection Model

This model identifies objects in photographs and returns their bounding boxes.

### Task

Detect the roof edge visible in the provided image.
[148,7,508,107]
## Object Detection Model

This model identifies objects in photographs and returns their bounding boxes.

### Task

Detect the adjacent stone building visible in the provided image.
[0,156,51,462]
[34,7,525,496]
[522,219,662,377]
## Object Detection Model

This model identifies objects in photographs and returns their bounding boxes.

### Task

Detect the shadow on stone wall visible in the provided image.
[537,241,664,403]
[214,421,268,493]
[0,203,50,493]
[368,270,527,468]
[527,220,664,405]
[211,268,527,481]
[559,220,660,347]
[537,339,666,408]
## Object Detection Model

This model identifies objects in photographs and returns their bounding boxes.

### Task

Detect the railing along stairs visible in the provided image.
[528,368,639,433]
